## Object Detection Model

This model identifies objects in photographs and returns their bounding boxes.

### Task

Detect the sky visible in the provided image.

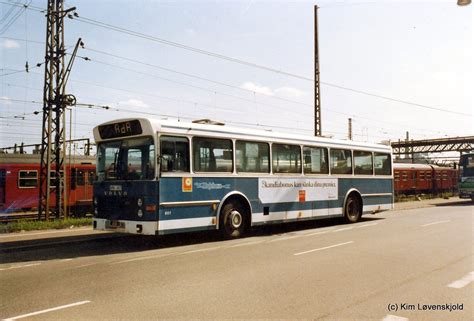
[0,0,472,156]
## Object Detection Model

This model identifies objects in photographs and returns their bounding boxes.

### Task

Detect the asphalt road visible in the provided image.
[1,202,473,320]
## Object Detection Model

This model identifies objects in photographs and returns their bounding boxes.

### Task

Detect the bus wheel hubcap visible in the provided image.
[348,200,358,219]
[230,210,242,228]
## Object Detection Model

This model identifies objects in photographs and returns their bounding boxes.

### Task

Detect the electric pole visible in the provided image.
[314,5,322,136]
[348,118,352,140]
[38,0,81,220]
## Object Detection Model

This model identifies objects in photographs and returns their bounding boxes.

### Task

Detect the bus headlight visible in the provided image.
[137,198,143,207]
[137,209,143,217]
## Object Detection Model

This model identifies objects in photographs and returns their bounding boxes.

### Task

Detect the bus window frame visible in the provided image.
[353,150,374,176]
[329,148,353,176]
[271,143,302,175]
[192,136,234,174]
[302,145,329,176]
[235,139,270,174]
[159,135,191,174]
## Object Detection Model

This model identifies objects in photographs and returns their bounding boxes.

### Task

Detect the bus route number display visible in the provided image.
[98,120,143,139]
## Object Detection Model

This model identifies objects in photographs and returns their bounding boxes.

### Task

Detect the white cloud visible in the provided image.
[240,82,306,99]
[185,28,196,36]
[1,96,12,105]
[275,86,306,99]
[2,39,20,49]
[240,82,274,96]
[118,99,149,108]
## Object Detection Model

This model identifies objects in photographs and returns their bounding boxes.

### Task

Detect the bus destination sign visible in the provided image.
[98,120,143,139]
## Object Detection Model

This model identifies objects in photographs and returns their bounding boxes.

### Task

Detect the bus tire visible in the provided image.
[344,194,361,223]
[219,201,247,239]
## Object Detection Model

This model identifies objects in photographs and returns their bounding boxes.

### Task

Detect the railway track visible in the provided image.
[0,212,38,223]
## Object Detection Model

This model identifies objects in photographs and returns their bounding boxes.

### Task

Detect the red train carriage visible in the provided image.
[0,153,96,215]
[393,163,458,195]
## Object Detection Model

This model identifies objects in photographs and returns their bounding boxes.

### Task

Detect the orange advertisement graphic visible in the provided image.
[182,177,193,192]
[298,190,306,202]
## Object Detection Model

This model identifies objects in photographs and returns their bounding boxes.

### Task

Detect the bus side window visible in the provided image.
[330,149,352,175]
[193,137,233,173]
[374,153,391,175]
[160,136,190,172]
[272,144,301,174]
[236,141,270,173]
[303,146,328,174]
[354,151,373,175]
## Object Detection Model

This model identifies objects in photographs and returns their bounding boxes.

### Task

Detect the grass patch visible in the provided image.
[0,217,92,234]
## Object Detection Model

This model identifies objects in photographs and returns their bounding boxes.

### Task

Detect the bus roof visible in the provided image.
[93,117,392,153]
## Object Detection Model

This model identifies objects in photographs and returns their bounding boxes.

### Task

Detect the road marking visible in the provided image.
[0,263,41,271]
[303,230,330,237]
[333,227,353,232]
[294,241,354,256]
[447,271,474,289]
[181,246,222,254]
[381,315,409,321]
[111,252,178,265]
[356,222,379,228]
[268,235,302,242]
[60,259,73,262]
[227,240,264,248]
[421,220,451,227]
[70,263,97,269]
[3,300,91,321]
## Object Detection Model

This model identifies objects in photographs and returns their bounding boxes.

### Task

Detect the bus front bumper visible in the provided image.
[93,218,158,235]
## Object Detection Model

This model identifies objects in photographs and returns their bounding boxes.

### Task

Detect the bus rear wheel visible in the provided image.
[220,201,247,239]
[344,194,361,223]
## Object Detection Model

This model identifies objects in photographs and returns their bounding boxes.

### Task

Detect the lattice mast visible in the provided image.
[314,5,322,136]
[38,0,80,219]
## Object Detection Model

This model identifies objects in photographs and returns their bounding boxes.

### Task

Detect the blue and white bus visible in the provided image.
[92,118,393,238]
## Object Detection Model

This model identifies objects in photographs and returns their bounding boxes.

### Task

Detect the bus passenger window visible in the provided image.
[272,144,301,174]
[160,136,190,173]
[374,153,391,176]
[303,146,328,174]
[354,151,373,175]
[193,137,233,172]
[236,141,269,173]
[330,149,352,175]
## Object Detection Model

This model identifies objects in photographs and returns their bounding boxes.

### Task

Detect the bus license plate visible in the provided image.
[107,220,125,229]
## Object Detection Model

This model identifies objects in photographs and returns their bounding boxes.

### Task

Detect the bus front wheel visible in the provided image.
[344,194,361,223]
[220,201,247,239]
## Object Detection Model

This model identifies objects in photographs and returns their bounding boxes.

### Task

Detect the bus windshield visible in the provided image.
[460,154,474,178]
[97,137,155,181]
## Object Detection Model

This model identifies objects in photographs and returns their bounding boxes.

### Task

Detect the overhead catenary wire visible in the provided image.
[0,96,466,145]
[1,67,466,139]
[67,13,470,117]
[8,36,467,122]
[1,0,465,117]
[0,1,28,34]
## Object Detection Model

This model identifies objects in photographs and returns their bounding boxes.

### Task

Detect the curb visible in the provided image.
[0,233,124,253]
